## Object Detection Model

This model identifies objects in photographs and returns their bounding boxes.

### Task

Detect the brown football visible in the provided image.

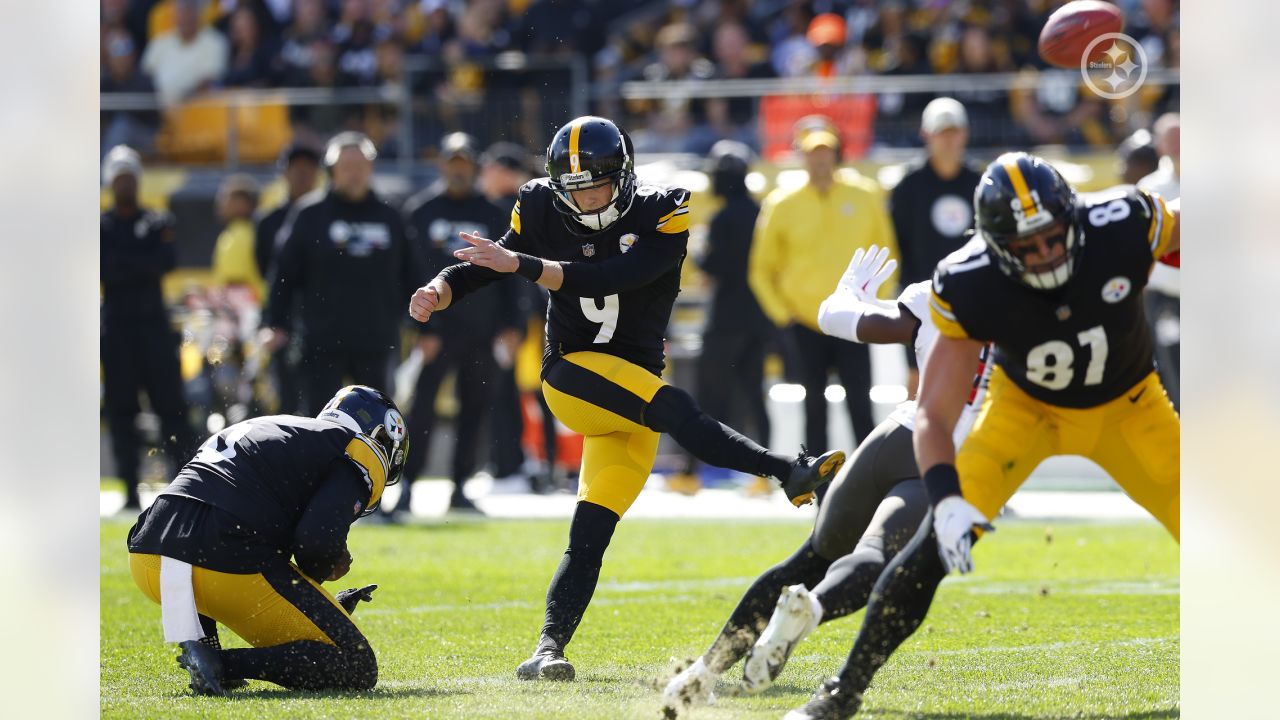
[1038,1,1125,69]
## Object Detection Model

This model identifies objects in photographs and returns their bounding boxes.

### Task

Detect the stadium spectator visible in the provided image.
[949,23,1017,147]
[397,132,518,516]
[101,27,159,160]
[767,1,815,78]
[100,145,199,510]
[749,121,898,480]
[796,12,864,78]
[675,140,774,495]
[705,21,775,150]
[627,22,718,153]
[1139,112,1181,411]
[1117,128,1160,185]
[274,0,331,85]
[262,132,417,415]
[255,141,323,414]
[140,0,229,107]
[222,5,277,88]
[333,0,382,86]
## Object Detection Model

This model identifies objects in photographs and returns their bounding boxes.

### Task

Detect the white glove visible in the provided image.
[837,244,897,300]
[932,495,994,574]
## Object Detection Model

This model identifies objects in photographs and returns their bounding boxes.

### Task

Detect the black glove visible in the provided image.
[335,584,378,614]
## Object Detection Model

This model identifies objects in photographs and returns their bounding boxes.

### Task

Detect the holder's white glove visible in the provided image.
[838,244,897,300]
[933,495,994,574]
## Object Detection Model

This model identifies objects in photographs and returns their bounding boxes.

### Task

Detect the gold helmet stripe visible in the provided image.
[1002,158,1038,218]
[568,119,584,173]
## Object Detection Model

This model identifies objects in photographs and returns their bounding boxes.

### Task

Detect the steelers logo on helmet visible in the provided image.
[384,408,406,442]
[545,116,637,235]
[974,152,1081,290]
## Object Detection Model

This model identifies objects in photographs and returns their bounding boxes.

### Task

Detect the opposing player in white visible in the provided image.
[662,246,991,716]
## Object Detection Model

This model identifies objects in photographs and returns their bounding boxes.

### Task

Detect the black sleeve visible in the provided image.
[558,231,688,296]
[263,205,307,330]
[253,209,282,279]
[291,461,367,582]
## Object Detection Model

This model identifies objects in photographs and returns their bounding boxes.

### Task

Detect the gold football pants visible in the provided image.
[958,367,1180,540]
[541,351,667,516]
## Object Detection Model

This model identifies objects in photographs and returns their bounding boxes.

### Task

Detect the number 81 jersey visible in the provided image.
[928,186,1177,408]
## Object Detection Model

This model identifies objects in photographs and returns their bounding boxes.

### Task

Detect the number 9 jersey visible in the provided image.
[928,185,1177,408]
[443,177,692,377]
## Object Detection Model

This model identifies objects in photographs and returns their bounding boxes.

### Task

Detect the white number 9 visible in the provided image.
[580,295,620,343]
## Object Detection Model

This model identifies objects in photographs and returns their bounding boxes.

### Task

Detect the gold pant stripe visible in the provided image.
[957,366,1179,540]
[542,352,668,516]
[129,553,350,647]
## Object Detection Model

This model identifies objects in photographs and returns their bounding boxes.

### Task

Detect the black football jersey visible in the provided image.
[160,415,389,545]
[441,178,691,376]
[928,186,1177,408]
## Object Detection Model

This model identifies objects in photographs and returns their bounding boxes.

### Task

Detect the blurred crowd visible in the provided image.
[102,0,1179,160]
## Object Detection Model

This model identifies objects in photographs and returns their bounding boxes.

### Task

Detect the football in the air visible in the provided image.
[1037,1,1125,69]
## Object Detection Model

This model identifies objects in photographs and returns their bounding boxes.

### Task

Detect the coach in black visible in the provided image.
[890,98,982,393]
[262,132,419,415]
[396,132,521,515]
[100,145,198,510]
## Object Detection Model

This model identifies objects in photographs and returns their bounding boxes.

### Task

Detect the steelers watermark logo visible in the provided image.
[1101,276,1132,304]
[1080,32,1148,100]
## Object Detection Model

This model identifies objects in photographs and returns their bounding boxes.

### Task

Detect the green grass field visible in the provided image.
[101,516,1178,719]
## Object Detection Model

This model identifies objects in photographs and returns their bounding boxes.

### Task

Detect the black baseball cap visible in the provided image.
[480,141,532,173]
[278,140,322,169]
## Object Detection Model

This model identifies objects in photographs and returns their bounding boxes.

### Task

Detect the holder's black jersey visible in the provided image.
[159,416,389,545]
[928,186,1177,408]
[440,178,691,376]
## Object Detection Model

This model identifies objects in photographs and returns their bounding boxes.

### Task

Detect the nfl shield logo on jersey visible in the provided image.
[1101,276,1132,303]
[582,243,596,257]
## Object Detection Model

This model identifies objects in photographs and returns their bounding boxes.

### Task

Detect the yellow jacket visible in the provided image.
[212,218,267,302]
[749,169,899,331]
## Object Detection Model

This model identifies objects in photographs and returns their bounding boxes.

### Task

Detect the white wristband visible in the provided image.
[817,295,866,343]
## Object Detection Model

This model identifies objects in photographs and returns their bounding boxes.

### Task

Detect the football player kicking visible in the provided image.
[126,386,408,696]
[660,244,993,716]
[408,116,846,681]
[785,152,1180,720]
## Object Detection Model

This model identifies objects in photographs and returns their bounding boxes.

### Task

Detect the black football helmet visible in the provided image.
[545,116,637,234]
[317,385,408,515]
[974,152,1080,290]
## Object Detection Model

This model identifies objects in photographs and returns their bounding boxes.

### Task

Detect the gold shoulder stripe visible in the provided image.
[344,435,389,509]
[929,292,969,339]
[510,200,522,235]
[931,292,954,313]
[1140,190,1176,258]
[657,201,691,224]
[1002,159,1038,219]
[656,212,691,234]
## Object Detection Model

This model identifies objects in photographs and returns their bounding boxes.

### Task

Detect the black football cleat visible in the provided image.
[176,640,227,697]
[782,448,845,507]
[515,648,575,681]
[783,677,862,720]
